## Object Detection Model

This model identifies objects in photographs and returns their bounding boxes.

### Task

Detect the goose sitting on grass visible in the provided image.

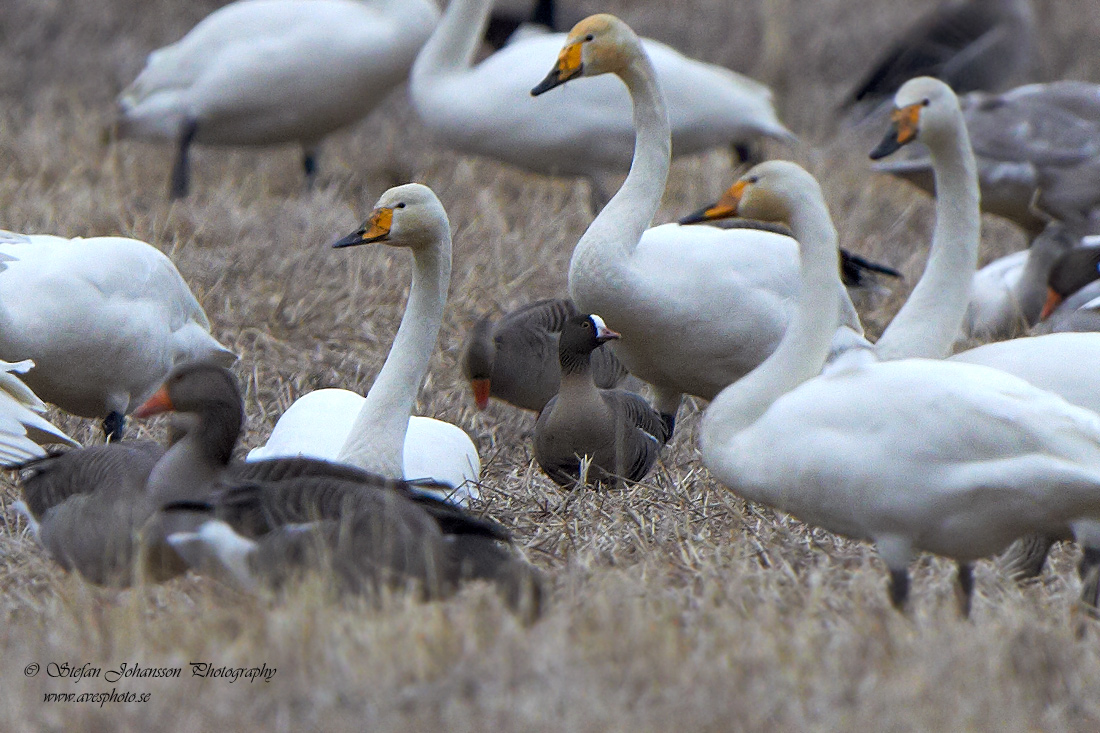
[533,314,667,487]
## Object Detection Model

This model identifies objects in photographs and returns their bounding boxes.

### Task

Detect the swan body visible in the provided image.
[702,160,1100,611]
[117,0,440,194]
[0,231,235,437]
[532,15,854,420]
[411,0,792,184]
[245,389,480,503]
[872,81,1100,236]
[0,359,78,466]
[247,184,480,504]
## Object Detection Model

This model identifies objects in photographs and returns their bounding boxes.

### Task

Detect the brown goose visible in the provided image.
[462,298,632,412]
[533,314,668,487]
[128,364,543,615]
[844,0,1034,110]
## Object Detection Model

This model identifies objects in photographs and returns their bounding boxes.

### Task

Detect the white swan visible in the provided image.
[0,359,78,466]
[530,15,857,426]
[0,232,235,439]
[246,184,479,505]
[117,0,440,197]
[411,0,792,204]
[701,160,1100,613]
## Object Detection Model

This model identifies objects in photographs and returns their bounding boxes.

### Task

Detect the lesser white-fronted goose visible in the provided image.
[533,314,667,487]
[411,0,792,208]
[872,81,1100,237]
[247,184,480,504]
[461,298,632,413]
[0,231,235,440]
[843,0,1034,111]
[116,0,440,197]
[701,160,1100,615]
[532,15,860,436]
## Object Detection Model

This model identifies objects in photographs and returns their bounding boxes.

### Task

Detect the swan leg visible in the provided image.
[169,118,198,199]
[302,146,318,187]
[955,561,974,618]
[1077,546,1100,611]
[103,411,125,443]
[888,566,910,611]
[998,532,1057,582]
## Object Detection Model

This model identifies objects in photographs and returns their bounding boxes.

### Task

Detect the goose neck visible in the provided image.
[875,114,980,359]
[702,194,841,457]
[147,404,241,506]
[569,48,671,302]
[337,237,451,477]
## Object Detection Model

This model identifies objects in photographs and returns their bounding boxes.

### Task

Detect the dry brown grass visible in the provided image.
[2,0,1100,729]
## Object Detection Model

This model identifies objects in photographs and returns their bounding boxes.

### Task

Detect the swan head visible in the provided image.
[870,77,961,160]
[531,14,639,95]
[332,183,450,253]
[678,160,820,229]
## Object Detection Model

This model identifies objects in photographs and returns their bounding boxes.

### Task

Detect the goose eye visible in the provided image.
[584,34,594,41]
[395,202,406,209]
[747,175,759,184]
[922,99,931,107]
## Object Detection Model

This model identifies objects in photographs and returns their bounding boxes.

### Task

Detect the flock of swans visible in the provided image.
[7,0,1100,619]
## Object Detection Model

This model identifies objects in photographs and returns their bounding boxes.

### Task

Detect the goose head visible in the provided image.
[134,362,244,464]
[870,76,962,159]
[332,183,449,253]
[530,14,640,95]
[1042,242,1100,319]
[558,313,619,374]
[462,317,495,410]
[679,160,820,230]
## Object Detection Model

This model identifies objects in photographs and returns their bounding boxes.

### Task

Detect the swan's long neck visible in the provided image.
[568,47,671,308]
[701,193,841,461]
[874,116,980,360]
[411,0,489,81]
[337,237,451,477]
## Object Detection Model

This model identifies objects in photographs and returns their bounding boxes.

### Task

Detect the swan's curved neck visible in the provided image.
[874,117,980,359]
[568,47,671,305]
[337,237,451,477]
[702,193,841,461]
[411,0,489,80]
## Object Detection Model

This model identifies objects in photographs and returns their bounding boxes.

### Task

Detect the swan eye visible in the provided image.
[584,34,594,41]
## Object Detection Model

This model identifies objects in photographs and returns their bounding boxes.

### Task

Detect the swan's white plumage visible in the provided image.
[247,184,479,505]
[411,0,791,180]
[0,359,78,466]
[701,160,1100,607]
[534,16,849,415]
[0,231,234,420]
[118,0,439,147]
[245,389,480,504]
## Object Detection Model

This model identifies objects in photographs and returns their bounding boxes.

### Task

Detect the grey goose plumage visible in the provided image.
[462,298,632,412]
[533,314,668,487]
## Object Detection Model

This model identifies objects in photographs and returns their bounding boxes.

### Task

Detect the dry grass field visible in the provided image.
[3,0,1100,729]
